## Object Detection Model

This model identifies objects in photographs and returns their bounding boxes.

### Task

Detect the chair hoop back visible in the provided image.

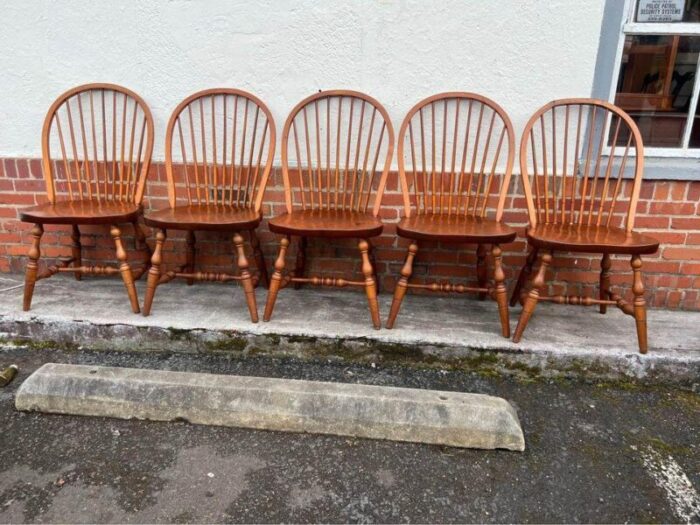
[395,92,516,221]
[280,90,395,217]
[519,98,644,232]
[41,83,155,205]
[164,88,276,213]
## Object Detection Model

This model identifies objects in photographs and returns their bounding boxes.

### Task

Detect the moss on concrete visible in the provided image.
[201,335,249,354]
[0,337,79,353]
[646,436,693,456]
[1,319,697,386]
[675,389,700,410]
[594,380,644,392]
[287,334,317,345]
[167,327,195,342]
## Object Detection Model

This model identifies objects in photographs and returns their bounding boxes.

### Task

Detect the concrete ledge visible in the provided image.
[1,276,699,384]
[15,363,526,451]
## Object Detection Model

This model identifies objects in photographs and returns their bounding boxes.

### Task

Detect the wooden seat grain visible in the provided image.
[397,214,516,243]
[20,83,155,314]
[268,209,383,238]
[263,90,395,329]
[510,98,660,354]
[20,200,140,225]
[526,224,659,254]
[144,205,261,231]
[384,93,517,337]
[142,88,276,323]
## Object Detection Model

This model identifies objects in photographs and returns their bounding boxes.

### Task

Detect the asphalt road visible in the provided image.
[0,347,698,523]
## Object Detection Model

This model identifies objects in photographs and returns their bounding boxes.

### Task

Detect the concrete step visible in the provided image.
[1,274,699,384]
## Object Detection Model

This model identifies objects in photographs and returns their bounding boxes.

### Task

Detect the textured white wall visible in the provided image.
[0,0,606,161]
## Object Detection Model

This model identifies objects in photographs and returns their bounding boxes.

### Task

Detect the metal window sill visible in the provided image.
[641,156,700,180]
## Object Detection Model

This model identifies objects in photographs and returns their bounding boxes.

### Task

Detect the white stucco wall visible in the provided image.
[0,0,607,161]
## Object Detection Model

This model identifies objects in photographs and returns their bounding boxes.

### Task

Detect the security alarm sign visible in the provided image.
[637,0,684,22]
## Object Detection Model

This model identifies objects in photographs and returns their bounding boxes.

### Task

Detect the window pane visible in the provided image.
[614,35,700,147]
[635,0,700,23]
[690,92,700,146]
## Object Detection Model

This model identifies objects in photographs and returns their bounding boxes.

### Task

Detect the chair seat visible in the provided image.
[144,205,261,231]
[20,200,140,224]
[396,214,517,243]
[268,209,383,238]
[527,224,660,254]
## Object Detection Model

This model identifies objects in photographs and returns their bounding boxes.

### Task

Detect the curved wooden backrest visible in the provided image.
[41,83,155,205]
[520,98,644,232]
[280,90,395,216]
[164,88,276,212]
[395,92,515,220]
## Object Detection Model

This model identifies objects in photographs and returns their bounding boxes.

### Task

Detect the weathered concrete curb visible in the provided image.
[15,363,525,451]
[2,316,699,385]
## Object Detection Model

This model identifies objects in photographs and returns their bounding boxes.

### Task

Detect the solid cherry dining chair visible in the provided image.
[511,98,659,353]
[20,83,155,313]
[384,93,517,336]
[142,88,276,322]
[263,90,395,329]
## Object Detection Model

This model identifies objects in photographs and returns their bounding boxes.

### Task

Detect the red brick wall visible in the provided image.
[1,156,699,310]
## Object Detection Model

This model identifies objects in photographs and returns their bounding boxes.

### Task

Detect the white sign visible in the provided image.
[637,0,685,22]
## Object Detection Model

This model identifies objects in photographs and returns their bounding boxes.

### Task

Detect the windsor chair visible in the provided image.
[511,98,659,353]
[20,83,155,313]
[384,93,517,336]
[263,90,394,329]
[142,88,275,322]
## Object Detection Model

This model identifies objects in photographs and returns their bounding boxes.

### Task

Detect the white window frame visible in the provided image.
[609,0,700,158]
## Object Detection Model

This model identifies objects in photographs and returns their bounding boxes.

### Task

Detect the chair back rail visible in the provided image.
[41,83,155,205]
[519,98,644,232]
[164,88,276,213]
[396,93,515,221]
[280,90,395,216]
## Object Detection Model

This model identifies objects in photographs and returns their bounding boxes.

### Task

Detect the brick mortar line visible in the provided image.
[1,157,699,309]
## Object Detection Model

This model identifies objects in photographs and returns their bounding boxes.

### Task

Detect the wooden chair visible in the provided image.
[263,90,395,329]
[142,88,275,322]
[384,93,517,336]
[510,98,659,353]
[20,83,155,313]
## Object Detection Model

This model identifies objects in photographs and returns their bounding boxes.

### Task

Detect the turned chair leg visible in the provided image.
[386,241,418,329]
[631,254,648,354]
[185,230,196,286]
[263,236,290,322]
[477,243,488,300]
[142,229,166,316]
[23,224,44,311]
[293,236,307,290]
[359,238,381,330]
[234,232,258,323]
[71,225,82,281]
[250,229,269,289]
[111,224,140,314]
[510,246,539,306]
[133,221,152,275]
[513,250,552,343]
[368,239,380,294]
[599,253,611,314]
[492,244,510,338]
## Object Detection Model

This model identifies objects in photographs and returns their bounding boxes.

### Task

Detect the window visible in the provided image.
[611,0,700,157]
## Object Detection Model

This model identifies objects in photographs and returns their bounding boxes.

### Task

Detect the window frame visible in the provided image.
[609,0,700,158]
